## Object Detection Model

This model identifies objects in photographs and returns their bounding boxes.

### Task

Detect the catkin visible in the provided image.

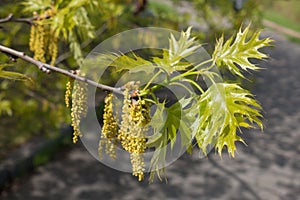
[131,153,145,181]
[48,32,58,66]
[29,8,58,65]
[34,23,46,63]
[99,93,118,159]
[118,82,149,181]
[65,80,73,108]
[29,24,37,52]
[70,82,88,143]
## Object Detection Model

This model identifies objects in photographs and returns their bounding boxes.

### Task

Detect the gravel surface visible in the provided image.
[1,30,300,200]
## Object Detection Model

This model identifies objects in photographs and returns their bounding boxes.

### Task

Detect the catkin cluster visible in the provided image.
[98,82,151,181]
[70,81,88,143]
[29,8,58,65]
[118,88,149,181]
[98,93,118,159]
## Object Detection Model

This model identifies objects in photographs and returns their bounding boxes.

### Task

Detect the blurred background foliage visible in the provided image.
[0,0,298,161]
[264,0,300,31]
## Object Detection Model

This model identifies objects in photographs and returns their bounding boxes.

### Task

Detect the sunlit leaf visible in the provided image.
[212,24,273,77]
[196,83,263,157]
[147,97,199,181]
[22,0,52,12]
[152,27,201,74]
[97,53,156,75]
[25,0,96,65]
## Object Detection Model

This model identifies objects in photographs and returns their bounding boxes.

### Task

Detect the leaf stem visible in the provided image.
[192,58,213,71]
[169,82,194,95]
[142,69,163,92]
[170,59,213,82]
[139,59,214,97]
[182,78,205,94]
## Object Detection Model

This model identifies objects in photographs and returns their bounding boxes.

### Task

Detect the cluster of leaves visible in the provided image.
[0,0,178,158]
[0,0,272,182]
[92,25,272,181]
[65,79,88,143]
[22,0,186,66]
[23,0,97,66]
[0,20,69,158]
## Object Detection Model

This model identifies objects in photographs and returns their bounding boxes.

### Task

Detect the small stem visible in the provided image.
[0,44,124,95]
[169,82,194,95]
[192,58,213,71]
[170,61,214,83]
[142,69,163,92]
[170,71,200,82]
[182,78,205,94]
[139,59,214,97]
[139,83,165,97]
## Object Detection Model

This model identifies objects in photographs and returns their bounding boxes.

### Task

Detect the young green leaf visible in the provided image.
[196,83,263,157]
[100,53,155,74]
[0,64,29,81]
[152,27,201,74]
[152,50,192,74]
[146,102,168,182]
[147,97,199,181]
[22,0,52,12]
[212,24,273,78]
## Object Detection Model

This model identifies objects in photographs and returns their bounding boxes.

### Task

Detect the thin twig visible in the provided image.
[0,13,36,25]
[0,44,124,95]
[0,14,13,23]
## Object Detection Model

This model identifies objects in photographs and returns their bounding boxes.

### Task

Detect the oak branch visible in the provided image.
[0,44,123,95]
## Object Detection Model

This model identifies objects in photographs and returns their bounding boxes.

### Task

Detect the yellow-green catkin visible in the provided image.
[29,8,58,65]
[65,80,73,108]
[47,30,58,66]
[29,24,37,52]
[43,25,51,53]
[34,23,46,63]
[118,82,149,181]
[71,82,88,143]
[98,93,118,160]
[131,153,145,181]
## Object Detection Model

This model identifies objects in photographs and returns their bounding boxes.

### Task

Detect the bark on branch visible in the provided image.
[0,14,36,25]
[0,44,124,95]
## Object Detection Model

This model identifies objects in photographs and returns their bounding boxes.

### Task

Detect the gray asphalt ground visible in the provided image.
[1,30,300,200]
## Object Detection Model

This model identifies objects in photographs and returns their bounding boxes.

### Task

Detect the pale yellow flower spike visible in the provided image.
[29,24,36,52]
[65,80,72,108]
[99,93,118,160]
[29,8,58,65]
[49,35,58,66]
[34,23,46,63]
[70,82,88,143]
[118,82,149,181]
